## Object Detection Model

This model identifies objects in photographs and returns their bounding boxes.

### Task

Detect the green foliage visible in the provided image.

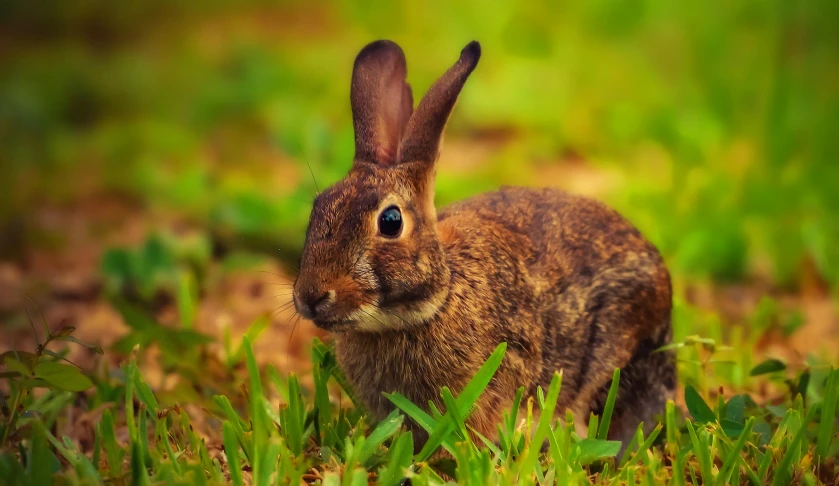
[1,326,839,484]
[101,232,211,308]
[0,319,101,451]
[109,299,213,363]
[751,358,788,376]
[2,0,838,289]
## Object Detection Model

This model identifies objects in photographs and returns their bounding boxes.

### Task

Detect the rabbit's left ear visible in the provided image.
[351,40,414,167]
[397,41,480,167]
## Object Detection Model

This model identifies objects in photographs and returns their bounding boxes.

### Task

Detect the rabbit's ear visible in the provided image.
[351,40,414,167]
[397,41,480,166]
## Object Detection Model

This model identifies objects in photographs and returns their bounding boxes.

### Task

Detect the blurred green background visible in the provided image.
[2,0,839,292]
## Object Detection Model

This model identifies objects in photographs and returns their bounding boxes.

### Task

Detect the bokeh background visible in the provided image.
[1,1,838,388]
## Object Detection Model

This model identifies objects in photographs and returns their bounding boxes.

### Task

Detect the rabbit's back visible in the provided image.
[439,186,662,282]
[438,186,674,440]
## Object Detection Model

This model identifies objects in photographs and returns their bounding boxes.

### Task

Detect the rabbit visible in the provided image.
[292,39,676,451]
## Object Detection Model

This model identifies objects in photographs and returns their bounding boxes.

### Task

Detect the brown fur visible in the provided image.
[293,40,675,451]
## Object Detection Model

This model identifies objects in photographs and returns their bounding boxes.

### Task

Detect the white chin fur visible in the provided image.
[349,297,445,332]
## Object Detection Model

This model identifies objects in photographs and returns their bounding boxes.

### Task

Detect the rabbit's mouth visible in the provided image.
[311,316,358,332]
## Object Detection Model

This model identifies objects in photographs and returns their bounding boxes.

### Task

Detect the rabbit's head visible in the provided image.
[293,40,480,332]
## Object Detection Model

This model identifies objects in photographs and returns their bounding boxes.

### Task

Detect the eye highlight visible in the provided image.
[377,206,403,238]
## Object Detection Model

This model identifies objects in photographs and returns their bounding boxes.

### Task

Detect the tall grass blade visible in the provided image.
[597,369,621,439]
[223,421,244,486]
[816,368,838,461]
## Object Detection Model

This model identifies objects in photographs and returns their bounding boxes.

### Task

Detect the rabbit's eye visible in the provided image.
[378,206,402,238]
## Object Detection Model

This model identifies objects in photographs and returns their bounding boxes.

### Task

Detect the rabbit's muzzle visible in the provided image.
[294,287,333,320]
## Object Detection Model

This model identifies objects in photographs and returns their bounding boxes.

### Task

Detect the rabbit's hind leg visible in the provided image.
[590,330,676,456]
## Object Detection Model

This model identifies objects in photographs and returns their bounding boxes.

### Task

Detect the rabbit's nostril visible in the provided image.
[296,289,333,319]
[312,291,330,307]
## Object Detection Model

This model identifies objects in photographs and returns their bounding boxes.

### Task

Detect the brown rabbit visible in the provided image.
[293,40,675,450]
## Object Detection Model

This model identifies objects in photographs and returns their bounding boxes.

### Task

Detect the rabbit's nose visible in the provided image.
[294,288,334,320]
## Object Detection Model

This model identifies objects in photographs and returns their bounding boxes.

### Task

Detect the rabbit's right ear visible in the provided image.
[351,40,414,167]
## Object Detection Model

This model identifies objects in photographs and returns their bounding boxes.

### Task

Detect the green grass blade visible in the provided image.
[737,453,762,486]
[279,373,306,455]
[771,407,817,486]
[130,441,150,486]
[587,413,599,440]
[428,400,444,420]
[471,426,502,459]
[138,411,152,468]
[348,468,368,486]
[441,386,473,450]
[223,421,244,486]
[415,411,456,461]
[816,368,838,460]
[377,432,413,486]
[358,410,404,466]
[665,400,680,457]
[670,448,686,486]
[100,408,124,477]
[620,425,643,467]
[759,411,792,479]
[29,419,52,486]
[506,386,524,436]
[623,424,662,467]
[312,361,333,446]
[176,270,197,329]
[243,336,268,448]
[597,369,621,439]
[125,360,137,442]
[454,342,507,417]
[92,424,102,473]
[156,418,181,475]
[715,417,755,486]
[519,371,562,476]
[685,420,713,482]
[213,395,253,461]
[255,440,282,486]
[311,338,365,410]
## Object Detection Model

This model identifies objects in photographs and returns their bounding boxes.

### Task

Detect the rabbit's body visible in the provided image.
[336,186,674,445]
[294,40,675,451]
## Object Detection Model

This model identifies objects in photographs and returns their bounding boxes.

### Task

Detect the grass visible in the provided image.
[0,300,838,485]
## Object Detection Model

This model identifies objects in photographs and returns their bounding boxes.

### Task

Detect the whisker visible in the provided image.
[382,308,412,327]
[288,314,302,346]
[356,306,387,329]
[271,302,296,318]
[302,154,320,195]
[357,296,412,328]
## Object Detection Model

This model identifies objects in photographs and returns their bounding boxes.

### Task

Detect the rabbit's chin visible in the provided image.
[310,318,358,333]
[314,298,445,333]
[356,299,447,333]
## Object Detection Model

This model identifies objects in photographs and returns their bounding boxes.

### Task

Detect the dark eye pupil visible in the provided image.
[378,207,402,237]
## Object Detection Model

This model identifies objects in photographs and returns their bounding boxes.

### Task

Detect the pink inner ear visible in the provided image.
[377,77,413,167]
[374,142,397,166]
